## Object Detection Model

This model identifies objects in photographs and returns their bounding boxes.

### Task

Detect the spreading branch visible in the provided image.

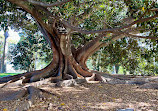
[115,28,158,40]
[61,14,158,34]
[149,8,158,11]
[27,0,71,7]
[126,33,158,40]
[76,26,156,62]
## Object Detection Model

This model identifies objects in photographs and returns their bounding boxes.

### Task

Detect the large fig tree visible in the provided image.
[0,0,158,109]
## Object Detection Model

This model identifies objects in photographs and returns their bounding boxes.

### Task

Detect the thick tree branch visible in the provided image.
[76,34,105,65]
[27,0,71,7]
[86,34,125,59]
[7,0,33,14]
[77,27,140,57]
[149,8,158,11]
[126,33,158,40]
[76,34,104,54]
[114,27,158,40]
[77,27,145,67]
[78,29,158,68]
[7,0,54,36]
[62,14,158,34]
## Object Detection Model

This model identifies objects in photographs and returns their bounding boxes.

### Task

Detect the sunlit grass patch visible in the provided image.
[0,73,21,77]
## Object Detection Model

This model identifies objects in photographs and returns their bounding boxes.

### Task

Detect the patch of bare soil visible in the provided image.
[0,83,158,111]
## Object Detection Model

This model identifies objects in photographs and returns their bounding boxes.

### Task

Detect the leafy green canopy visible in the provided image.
[0,0,26,31]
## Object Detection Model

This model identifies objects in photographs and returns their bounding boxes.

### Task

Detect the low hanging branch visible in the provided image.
[27,0,71,7]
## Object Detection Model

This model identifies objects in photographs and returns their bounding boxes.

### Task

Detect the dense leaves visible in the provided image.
[9,32,52,72]
[0,0,53,71]
[91,37,158,75]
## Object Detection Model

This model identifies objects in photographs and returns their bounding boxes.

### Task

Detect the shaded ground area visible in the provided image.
[0,83,158,111]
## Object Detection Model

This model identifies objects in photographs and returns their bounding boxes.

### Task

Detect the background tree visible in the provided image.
[0,31,9,73]
[9,31,52,72]
[0,35,3,71]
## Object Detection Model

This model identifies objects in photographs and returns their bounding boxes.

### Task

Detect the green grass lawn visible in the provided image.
[0,73,21,77]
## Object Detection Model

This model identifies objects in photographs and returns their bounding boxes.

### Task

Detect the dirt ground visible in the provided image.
[0,83,158,111]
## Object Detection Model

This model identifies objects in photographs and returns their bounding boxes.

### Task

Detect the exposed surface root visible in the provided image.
[0,78,87,110]
[0,73,27,83]
[16,86,44,110]
[16,86,57,110]
[27,86,43,104]
[139,82,158,89]
[56,78,87,87]
[0,88,27,101]
[1,77,25,88]
[16,100,31,111]
[23,77,54,88]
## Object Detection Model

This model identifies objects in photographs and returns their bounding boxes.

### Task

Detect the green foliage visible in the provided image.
[91,37,158,75]
[0,0,37,32]
[0,73,20,77]
[9,32,52,72]
[125,0,158,36]
[0,0,53,72]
